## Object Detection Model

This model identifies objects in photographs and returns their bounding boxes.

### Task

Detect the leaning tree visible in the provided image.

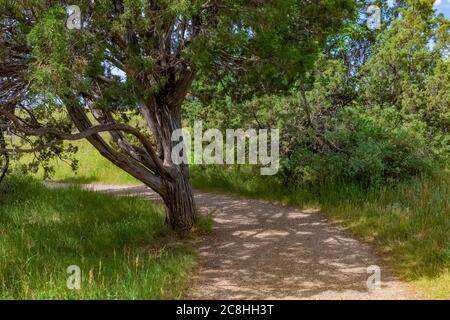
[0,0,354,231]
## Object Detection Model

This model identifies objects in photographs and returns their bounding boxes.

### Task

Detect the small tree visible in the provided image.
[0,0,354,231]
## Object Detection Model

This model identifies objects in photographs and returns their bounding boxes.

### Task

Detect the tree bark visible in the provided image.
[0,141,9,184]
[162,163,196,231]
[63,95,197,232]
[146,97,197,231]
[0,119,9,184]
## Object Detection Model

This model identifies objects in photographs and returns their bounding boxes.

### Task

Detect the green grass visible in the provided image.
[16,140,139,185]
[21,141,450,299]
[190,165,450,299]
[0,176,196,299]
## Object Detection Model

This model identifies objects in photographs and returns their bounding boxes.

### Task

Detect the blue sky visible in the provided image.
[434,0,450,18]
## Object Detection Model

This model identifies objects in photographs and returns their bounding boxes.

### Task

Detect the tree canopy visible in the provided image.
[0,0,355,230]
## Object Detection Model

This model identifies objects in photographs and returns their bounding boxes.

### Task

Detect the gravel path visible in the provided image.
[47,182,414,300]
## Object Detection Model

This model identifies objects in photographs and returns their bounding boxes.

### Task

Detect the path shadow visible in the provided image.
[191,192,410,299]
[47,183,412,300]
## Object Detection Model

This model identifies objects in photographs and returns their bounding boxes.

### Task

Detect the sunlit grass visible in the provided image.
[414,272,450,300]
[16,140,139,185]
[0,176,196,299]
[190,165,450,299]
[22,140,450,299]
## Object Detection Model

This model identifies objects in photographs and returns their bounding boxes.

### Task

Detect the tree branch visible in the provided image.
[0,109,168,177]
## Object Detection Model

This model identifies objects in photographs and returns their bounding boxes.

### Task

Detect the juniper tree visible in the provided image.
[0,0,354,231]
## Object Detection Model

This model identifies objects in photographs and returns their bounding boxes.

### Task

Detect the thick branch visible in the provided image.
[0,109,168,177]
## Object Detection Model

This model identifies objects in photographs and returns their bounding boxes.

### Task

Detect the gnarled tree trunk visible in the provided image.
[63,91,197,232]
[147,97,197,231]
[162,163,196,231]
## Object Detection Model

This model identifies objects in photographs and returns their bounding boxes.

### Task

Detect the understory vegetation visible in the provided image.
[0,177,196,299]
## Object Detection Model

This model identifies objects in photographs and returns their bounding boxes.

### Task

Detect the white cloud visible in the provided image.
[434,0,450,6]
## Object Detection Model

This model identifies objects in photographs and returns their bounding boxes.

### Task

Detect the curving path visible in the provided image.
[46,182,415,300]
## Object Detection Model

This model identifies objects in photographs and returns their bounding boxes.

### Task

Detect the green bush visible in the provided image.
[281,107,435,187]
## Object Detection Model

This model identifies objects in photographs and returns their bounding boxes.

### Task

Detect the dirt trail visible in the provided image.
[47,183,414,300]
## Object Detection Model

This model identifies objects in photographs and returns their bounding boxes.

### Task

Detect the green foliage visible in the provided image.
[1,0,355,181]
[26,7,73,95]
[282,107,435,187]
[5,0,355,99]
[185,3,449,188]
[359,2,450,130]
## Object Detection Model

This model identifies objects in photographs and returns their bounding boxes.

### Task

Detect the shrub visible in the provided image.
[281,106,435,187]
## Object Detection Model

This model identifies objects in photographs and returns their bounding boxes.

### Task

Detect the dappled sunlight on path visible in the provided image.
[46,182,414,300]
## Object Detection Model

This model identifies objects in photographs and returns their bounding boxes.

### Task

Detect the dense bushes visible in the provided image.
[280,107,435,187]
[184,5,449,188]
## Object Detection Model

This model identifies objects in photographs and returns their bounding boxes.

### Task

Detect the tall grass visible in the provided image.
[19,140,450,299]
[0,177,195,299]
[190,165,450,299]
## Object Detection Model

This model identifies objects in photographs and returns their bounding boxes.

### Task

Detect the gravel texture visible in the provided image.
[47,182,415,300]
